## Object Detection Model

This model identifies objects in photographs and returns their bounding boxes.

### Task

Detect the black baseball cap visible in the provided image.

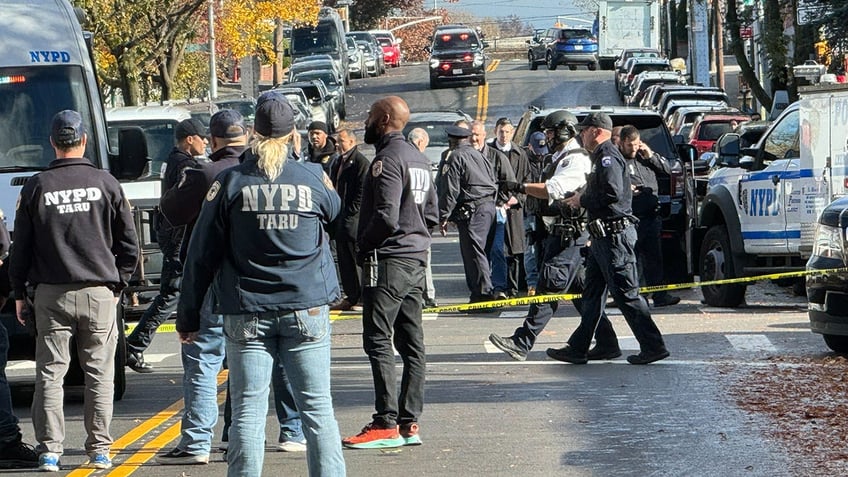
[175,118,206,140]
[254,91,295,138]
[577,112,613,131]
[445,125,472,138]
[209,109,246,139]
[308,121,329,134]
[51,110,85,146]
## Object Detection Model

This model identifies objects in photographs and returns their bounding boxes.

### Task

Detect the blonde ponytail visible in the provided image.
[251,132,292,180]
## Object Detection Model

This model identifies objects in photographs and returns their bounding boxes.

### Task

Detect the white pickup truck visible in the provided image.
[694,83,848,307]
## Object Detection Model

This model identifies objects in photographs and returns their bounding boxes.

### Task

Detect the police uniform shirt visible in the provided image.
[437,143,497,222]
[177,154,341,332]
[9,157,139,300]
[545,138,592,202]
[580,139,633,220]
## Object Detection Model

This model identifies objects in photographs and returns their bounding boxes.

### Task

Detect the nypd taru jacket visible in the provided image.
[176,151,341,333]
[9,157,139,299]
[357,131,438,263]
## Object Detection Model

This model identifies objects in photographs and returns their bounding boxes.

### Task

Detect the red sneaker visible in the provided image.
[399,422,422,446]
[342,423,404,449]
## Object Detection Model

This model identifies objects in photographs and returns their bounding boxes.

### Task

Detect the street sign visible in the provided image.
[739,27,753,39]
[797,0,826,25]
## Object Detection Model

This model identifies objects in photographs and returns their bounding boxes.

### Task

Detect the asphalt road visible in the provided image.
[6,62,827,477]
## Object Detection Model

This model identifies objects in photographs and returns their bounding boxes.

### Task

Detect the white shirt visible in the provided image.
[544,138,592,202]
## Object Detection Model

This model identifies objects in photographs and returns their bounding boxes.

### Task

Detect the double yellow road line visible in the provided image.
[476,59,500,122]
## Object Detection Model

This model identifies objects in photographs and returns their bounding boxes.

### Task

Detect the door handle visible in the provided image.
[772,175,780,185]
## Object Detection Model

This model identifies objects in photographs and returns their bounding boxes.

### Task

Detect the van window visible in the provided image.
[292,24,340,56]
[434,31,478,49]
[761,109,799,164]
[0,66,98,170]
[108,120,177,179]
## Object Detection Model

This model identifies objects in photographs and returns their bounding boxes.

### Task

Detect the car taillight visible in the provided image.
[671,170,684,197]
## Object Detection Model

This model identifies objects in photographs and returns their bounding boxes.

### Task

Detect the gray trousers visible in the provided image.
[32,283,117,456]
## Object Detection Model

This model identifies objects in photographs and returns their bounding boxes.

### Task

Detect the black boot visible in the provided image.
[126,350,154,373]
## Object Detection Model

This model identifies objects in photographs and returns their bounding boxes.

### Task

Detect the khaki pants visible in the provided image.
[32,283,117,456]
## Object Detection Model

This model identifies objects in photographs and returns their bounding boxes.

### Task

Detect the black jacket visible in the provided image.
[491,141,531,256]
[437,142,497,222]
[9,158,139,299]
[329,145,370,241]
[628,151,673,218]
[481,144,516,206]
[307,136,340,175]
[358,131,438,262]
[160,145,246,259]
[580,139,633,220]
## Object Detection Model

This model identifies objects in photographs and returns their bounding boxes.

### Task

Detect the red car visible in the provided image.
[370,30,402,67]
[688,114,752,156]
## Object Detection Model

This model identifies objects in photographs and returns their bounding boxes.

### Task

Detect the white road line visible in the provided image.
[725,334,777,352]
[422,313,439,321]
[483,340,499,354]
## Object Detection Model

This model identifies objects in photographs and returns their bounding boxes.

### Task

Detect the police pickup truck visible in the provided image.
[697,83,848,308]
[1,0,153,399]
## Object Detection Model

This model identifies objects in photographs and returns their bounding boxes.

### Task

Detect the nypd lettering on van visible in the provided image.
[29,50,72,63]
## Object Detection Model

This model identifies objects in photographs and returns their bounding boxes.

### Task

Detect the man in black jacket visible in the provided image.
[305,121,339,174]
[125,118,206,373]
[343,96,438,449]
[330,129,370,312]
[10,110,139,470]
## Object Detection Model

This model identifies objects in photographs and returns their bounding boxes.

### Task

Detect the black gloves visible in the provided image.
[500,181,525,194]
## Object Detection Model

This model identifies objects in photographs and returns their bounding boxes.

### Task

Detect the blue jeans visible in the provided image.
[224,305,345,477]
[488,214,507,293]
[0,321,21,443]
[177,292,225,455]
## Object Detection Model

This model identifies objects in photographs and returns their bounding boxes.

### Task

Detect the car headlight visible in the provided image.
[429,58,440,69]
[473,53,484,67]
[812,223,845,260]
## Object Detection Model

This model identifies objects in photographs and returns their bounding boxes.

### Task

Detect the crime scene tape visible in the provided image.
[123,267,848,332]
[422,266,848,314]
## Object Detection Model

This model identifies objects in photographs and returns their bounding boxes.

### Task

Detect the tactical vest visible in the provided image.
[536,147,588,219]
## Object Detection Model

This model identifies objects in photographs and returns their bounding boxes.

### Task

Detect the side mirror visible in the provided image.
[738,155,755,170]
[482,41,490,48]
[110,127,148,181]
[716,133,741,157]
[700,151,717,168]
[676,143,697,163]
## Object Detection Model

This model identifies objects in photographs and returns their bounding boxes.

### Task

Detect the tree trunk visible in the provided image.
[115,49,141,106]
[725,0,772,111]
[669,0,678,58]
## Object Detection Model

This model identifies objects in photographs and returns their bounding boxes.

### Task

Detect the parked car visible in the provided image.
[277,80,339,132]
[661,99,730,123]
[287,55,345,86]
[272,87,313,131]
[346,36,365,79]
[624,70,686,106]
[686,113,752,157]
[806,195,848,352]
[655,89,730,117]
[614,47,661,72]
[527,26,599,71]
[425,25,487,89]
[667,105,741,138]
[213,96,257,127]
[355,40,381,77]
[401,110,473,173]
[288,68,346,120]
[618,58,672,98]
[370,29,402,67]
[513,105,698,283]
[640,84,719,110]
[347,31,385,75]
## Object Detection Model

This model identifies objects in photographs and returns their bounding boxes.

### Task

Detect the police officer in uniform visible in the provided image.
[618,125,680,307]
[10,110,139,470]
[548,112,670,365]
[487,110,618,361]
[343,96,438,449]
[437,126,498,303]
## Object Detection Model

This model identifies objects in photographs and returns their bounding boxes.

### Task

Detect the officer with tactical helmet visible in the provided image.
[437,125,498,304]
[487,110,618,360]
[549,112,670,365]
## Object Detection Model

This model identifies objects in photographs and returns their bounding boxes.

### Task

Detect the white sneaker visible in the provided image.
[277,439,307,452]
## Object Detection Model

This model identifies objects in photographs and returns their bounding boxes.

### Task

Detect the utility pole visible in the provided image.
[714,0,724,90]
[208,0,217,99]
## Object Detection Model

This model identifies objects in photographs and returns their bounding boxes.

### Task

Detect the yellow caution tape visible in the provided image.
[123,267,848,330]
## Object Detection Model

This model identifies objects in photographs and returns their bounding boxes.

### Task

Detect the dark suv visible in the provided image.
[513,106,698,283]
[527,27,598,71]
[425,25,487,89]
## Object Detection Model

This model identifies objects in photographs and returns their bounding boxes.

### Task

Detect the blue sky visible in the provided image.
[436,0,596,29]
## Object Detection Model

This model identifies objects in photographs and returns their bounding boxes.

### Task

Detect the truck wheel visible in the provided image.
[699,225,746,307]
[823,334,848,353]
[546,52,557,70]
[588,62,598,71]
[529,52,538,70]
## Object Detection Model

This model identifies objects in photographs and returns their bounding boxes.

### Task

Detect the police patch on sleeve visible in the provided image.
[322,172,335,190]
[601,156,613,167]
[206,181,221,201]
[372,160,383,177]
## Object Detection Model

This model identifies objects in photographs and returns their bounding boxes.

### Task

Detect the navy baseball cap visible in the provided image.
[445,125,471,138]
[209,109,246,139]
[577,112,613,131]
[51,110,85,146]
[175,118,206,140]
[529,131,548,155]
[254,91,295,138]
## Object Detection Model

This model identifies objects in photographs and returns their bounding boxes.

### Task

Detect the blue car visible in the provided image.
[528,27,599,71]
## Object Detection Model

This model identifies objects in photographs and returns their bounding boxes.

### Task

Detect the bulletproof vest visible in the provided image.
[536,148,588,219]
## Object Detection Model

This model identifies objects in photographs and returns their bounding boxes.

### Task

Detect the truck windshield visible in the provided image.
[292,25,339,55]
[0,66,98,171]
